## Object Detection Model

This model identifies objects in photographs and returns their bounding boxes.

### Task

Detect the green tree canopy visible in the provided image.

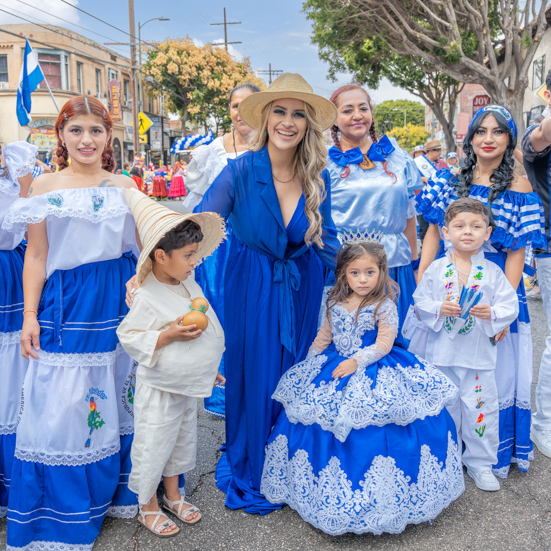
[373,100,425,134]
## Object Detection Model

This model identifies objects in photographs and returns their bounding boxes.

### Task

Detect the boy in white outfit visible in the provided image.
[413,197,519,491]
[117,188,226,537]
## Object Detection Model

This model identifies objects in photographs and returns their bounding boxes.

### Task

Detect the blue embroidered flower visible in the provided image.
[92,195,104,212]
[47,194,64,208]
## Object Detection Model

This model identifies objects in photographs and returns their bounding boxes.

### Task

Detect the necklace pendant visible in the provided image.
[359,155,374,170]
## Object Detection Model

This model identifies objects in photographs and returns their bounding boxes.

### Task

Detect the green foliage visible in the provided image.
[88,410,105,431]
[387,124,430,153]
[373,100,425,133]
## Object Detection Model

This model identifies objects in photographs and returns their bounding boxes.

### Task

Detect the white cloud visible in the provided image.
[1,0,80,26]
[211,38,244,62]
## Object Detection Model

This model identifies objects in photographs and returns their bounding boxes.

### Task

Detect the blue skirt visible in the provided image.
[7,253,139,550]
[389,263,416,331]
[195,228,234,418]
[0,243,26,518]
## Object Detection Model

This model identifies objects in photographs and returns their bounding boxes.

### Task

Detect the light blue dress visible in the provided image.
[326,137,423,327]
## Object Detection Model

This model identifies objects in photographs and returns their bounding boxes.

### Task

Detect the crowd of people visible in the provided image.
[0,69,551,550]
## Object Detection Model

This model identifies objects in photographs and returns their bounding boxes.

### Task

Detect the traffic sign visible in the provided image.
[138,112,153,135]
[536,82,548,103]
[139,133,148,144]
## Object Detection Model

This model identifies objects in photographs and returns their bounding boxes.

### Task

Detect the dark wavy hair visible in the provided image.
[456,110,516,205]
[149,219,203,261]
[327,242,398,322]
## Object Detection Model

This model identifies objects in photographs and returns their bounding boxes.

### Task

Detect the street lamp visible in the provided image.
[138,17,170,115]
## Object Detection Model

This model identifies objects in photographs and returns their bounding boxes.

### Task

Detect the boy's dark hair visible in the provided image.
[149,219,203,261]
[445,197,490,227]
[546,69,551,90]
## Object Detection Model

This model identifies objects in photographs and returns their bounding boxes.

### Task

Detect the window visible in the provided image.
[37,51,69,90]
[533,55,546,89]
[76,62,83,93]
[148,94,153,112]
[96,69,101,96]
[124,79,130,103]
[0,55,7,83]
[108,68,118,82]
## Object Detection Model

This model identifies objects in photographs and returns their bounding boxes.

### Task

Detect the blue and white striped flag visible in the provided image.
[16,39,45,126]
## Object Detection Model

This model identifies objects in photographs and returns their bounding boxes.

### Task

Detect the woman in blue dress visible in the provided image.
[261,240,463,535]
[3,96,140,550]
[194,73,340,514]
[411,105,547,478]
[185,83,260,418]
[325,85,423,328]
[0,141,37,518]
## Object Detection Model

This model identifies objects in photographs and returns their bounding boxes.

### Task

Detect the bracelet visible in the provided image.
[23,309,38,316]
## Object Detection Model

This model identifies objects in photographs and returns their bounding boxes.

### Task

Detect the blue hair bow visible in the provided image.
[468,104,517,140]
[328,135,395,167]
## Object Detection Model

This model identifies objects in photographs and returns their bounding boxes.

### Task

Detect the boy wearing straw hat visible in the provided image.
[117,188,226,537]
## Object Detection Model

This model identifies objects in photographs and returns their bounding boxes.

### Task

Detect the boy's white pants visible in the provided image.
[129,383,197,505]
[438,365,499,473]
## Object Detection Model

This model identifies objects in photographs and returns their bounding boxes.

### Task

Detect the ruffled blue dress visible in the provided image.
[2,188,139,551]
[326,137,423,327]
[194,146,339,514]
[411,169,546,477]
[262,299,464,535]
[0,142,37,519]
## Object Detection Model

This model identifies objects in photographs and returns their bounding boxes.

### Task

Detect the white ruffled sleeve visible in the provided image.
[1,141,38,195]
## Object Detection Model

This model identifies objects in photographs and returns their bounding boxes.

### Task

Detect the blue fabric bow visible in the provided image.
[273,258,301,356]
[367,135,395,162]
[327,146,364,167]
[328,135,395,167]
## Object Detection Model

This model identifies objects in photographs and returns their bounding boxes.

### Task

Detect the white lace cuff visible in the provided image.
[306,345,323,359]
[352,344,386,371]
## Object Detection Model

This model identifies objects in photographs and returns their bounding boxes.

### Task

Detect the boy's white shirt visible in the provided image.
[117,271,225,397]
[413,249,518,370]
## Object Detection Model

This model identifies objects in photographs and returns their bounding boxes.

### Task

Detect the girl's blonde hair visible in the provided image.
[248,101,327,248]
[327,242,399,322]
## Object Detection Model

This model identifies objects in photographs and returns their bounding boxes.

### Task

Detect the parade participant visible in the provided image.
[425,140,449,170]
[117,190,225,536]
[521,69,551,458]
[3,95,140,550]
[122,162,132,178]
[261,238,463,534]
[194,73,340,513]
[130,157,143,191]
[168,161,187,200]
[152,170,168,200]
[185,82,260,418]
[413,198,519,491]
[412,144,426,158]
[327,85,422,327]
[447,151,459,168]
[411,105,546,478]
[0,141,37,519]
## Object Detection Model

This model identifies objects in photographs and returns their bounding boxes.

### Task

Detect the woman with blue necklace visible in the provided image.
[327,85,423,328]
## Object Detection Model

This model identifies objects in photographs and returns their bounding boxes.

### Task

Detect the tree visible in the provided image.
[387,123,430,152]
[304,0,549,136]
[372,99,425,133]
[143,37,264,130]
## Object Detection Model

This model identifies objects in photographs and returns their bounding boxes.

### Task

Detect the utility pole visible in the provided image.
[258,63,283,85]
[210,8,241,50]
[128,0,140,158]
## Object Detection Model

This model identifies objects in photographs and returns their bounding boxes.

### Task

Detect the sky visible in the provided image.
[1,0,419,104]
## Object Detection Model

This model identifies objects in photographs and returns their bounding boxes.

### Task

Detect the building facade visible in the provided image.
[0,24,168,168]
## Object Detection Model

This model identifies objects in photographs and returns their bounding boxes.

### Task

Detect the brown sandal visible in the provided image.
[163,495,202,524]
[138,507,180,537]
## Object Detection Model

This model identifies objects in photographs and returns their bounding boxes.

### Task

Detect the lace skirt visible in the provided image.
[0,244,27,518]
[7,253,139,551]
[168,175,186,198]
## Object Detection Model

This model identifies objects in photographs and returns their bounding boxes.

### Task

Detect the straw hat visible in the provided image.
[123,188,226,284]
[425,140,442,151]
[238,73,338,132]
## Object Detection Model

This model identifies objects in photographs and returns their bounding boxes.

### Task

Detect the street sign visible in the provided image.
[536,82,548,103]
[139,134,148,144]
[138,112,153,135]
[456,133,465,144]
[472,95,491,116]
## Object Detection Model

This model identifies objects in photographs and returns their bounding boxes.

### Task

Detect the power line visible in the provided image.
[209,7,241,51]
[258,63,282,85]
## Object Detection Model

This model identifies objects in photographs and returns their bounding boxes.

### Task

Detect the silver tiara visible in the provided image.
[339,228,384,246]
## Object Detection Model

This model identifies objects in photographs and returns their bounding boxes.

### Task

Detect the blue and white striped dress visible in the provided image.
[410,169,546,477]
[0,141,37,519]
[2,187,139,551]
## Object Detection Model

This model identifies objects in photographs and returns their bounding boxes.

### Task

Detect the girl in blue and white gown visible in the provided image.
[262,240,464,536]
[3,96,139,551]
[0,141,37,518]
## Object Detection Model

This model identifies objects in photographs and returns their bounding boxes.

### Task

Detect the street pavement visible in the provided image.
[1,207,550,550]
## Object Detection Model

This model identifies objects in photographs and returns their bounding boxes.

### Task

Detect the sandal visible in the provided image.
[163,494,202,524]
[138,507,180,538]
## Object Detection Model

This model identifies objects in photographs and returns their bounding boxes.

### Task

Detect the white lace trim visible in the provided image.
[0,423,17,435]
[273,354,458,443]
[182,190,203,210]
[106,504,138,519]
[261,432,464,536]
[119,424,134,436]
[1,142,38,197]
[7,542,93,551]
[0,330,21,346]
[192,143,226,186]
[498,395,531,410]
[35,344,124,367]
[0,178,21,196]
[492,465,510,479]
[15,442,120,467]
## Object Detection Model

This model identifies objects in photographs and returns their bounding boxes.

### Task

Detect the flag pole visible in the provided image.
[24,35,59,113]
